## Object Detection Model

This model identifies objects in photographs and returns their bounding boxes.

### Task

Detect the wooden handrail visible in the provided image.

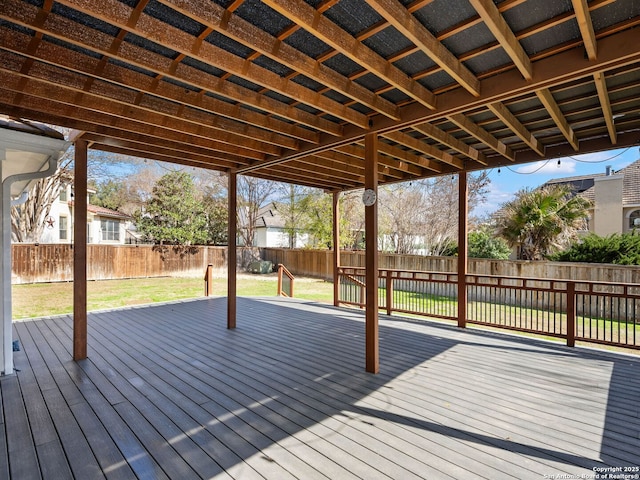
[336,267,640,351]
[277,264,295,297]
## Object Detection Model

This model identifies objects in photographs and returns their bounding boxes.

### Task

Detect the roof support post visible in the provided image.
[364,133,379,374]
[333,191,340,307]
[0,161,10,374]
[457,170,468,329]
[227,170,237,329]
[73,139,88,360]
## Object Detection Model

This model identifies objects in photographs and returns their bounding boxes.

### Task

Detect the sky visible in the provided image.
[474,146,640,218]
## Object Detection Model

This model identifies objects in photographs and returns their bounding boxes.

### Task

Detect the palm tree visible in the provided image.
[495,185,592,260]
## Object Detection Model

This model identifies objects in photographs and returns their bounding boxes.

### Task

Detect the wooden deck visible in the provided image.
[2,297,639,479]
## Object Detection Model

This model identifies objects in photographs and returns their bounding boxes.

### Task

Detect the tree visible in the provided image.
[11,129,145,242]
[10,158,72,243]
[495,185,592,260]
[468,226,511,259]
[91,179,129,212]
[377,173,490,255]
[293,191,360,249]
[134,171,207,245]
[237,176,275,247]
[277,184,313,248]
[378,183,426,254]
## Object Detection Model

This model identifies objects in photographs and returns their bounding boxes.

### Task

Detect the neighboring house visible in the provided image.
[38,184,133,244]
[542,158,640,236]
[253,203,309,248]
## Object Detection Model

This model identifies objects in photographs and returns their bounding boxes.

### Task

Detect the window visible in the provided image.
[630,210,640,230]
[101,219,120,241]
[59,216,68,240]
[59,186,67,202]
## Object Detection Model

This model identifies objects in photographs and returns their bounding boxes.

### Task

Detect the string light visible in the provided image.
[557,159,561,168]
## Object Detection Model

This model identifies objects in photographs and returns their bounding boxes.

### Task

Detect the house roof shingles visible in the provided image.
[543,157,640,206]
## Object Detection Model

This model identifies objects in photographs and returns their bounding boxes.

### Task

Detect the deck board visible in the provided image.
[2,296,640,479]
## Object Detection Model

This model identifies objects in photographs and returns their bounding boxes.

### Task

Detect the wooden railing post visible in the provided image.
[277,264,283,296]
[386,270,393,316]
[204,264,213,296]
[566,281,576,347]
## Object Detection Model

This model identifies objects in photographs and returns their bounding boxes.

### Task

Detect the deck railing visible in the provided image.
[277,264,295,298]
[337,266,640,350]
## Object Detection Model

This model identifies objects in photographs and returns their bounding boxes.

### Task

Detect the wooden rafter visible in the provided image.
[447,113,515,162]
[338,144,434,176]
[54,0,369,128]
[0,37,319,144]
[260,0,438,110]
[593,72,616,144]
[382,131,464,169]
[488,102,545,157]
[467,0,533,80]
[411,122,488,166]
[370,141,442,174]
[0,66,289,157]
[0,94,263,163]
[369,0,615,89]
[535,88,579,151]
[0,1,343,136]
[0,0,638,193]
[363,0,480,96]
[572,0,597,60]
[312,150,401,181]
[157,0,400,121]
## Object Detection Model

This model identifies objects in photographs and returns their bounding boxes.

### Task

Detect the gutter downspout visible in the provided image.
[1,153,61,375]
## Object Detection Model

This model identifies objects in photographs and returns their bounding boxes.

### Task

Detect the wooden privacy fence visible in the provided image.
[11,244,238,284]
[261,248,640,284]
[337,266,640,350]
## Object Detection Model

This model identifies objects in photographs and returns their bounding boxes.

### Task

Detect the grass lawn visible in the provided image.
[12,273,335,319]
[12,275,639,356]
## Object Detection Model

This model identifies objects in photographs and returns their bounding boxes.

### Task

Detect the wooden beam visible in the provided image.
[382,130,464,169]
[593,71,616,144]
[1,0,342,136]
[457,171,468,329]
[364,0,480,96]
[261,0,437,110]
[447,113,515,161]
[467,0,533,80]
[0,66,286,156]
[535,88,579,151]
[82,138,241,169]
[227,170,237,329]
[0,86,267,162]
[73,139,88,361]
[333,191,341,307]
[55,0,368,128]
[412,122,488,166]
[364,133,379,374]
[158,0,400,120]
[572,0,597,60]
[239,26,640,173]
[488,102,545,156]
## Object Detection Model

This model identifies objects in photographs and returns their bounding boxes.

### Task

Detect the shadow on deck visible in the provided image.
[2,296,638,479]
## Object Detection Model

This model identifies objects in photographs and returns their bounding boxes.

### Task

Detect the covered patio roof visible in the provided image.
[1,0,639,190]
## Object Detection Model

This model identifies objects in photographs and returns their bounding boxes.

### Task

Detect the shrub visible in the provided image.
[551,233,640,265]
[468,229,511,259]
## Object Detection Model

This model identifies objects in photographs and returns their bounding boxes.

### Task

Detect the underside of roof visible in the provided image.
[1,0,639,191]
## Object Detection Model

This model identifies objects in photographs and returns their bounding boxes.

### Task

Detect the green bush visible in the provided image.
[551,233,640,265]
[468,228,511,259]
